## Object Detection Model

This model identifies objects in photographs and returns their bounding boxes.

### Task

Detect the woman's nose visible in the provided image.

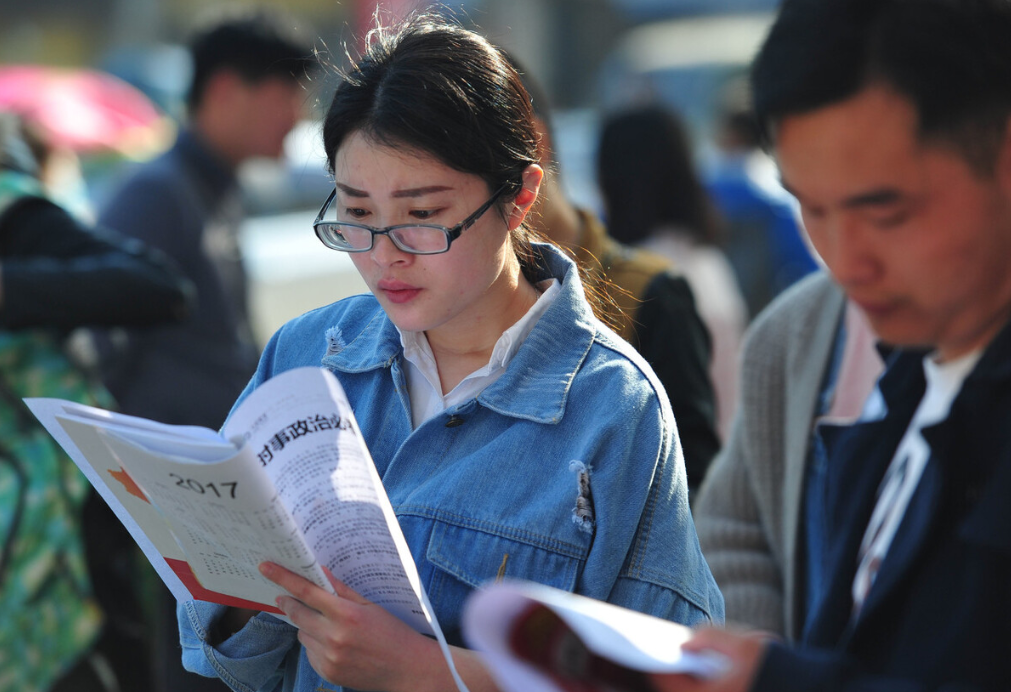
[369,233,411,267]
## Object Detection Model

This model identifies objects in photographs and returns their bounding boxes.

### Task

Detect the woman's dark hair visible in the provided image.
[596,104,722,247]
[322,13,546,281]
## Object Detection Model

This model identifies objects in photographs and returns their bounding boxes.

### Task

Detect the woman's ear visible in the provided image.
[507,164,544,230]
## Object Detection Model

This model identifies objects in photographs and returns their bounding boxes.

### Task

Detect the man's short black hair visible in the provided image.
[187,5,316,112]
[752,0,1011,172]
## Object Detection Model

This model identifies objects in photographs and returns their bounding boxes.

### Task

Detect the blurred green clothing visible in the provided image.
[0,171,110,692]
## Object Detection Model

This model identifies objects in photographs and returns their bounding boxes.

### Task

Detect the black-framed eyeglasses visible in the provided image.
[313,184,509,255]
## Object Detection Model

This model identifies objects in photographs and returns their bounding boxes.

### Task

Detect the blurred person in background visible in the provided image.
[597,104,748,440]
[16,117,96,223]
[705,78,818,320]
[508,55,721,496]
[94,5,315,428]
[89,6,316,691]
[0,110,192,692]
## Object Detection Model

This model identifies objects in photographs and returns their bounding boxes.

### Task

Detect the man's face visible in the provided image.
[233,76,304,160]
[776,85,1011,360]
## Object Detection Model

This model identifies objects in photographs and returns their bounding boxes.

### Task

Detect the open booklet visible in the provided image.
[26,366,469,691]
[462,580,729,692]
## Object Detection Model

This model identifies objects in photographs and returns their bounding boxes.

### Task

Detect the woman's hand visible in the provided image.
[260,561,431,691]
[259,562,499,692]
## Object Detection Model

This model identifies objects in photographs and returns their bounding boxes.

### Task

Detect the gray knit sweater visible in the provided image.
[693,272,845,640]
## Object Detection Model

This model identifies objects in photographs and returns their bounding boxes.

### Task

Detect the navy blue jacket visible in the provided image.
[754,320,1011,691]
[95,130,258,429]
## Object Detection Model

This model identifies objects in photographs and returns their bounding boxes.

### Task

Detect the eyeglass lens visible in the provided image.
[320,223,449,253]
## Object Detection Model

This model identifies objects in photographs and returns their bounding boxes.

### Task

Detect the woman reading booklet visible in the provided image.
[176,12,724,692]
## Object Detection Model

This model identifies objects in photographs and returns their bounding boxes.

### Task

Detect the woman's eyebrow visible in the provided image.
[335,182,368,198]
[333,183,454,199]
[391,185,454,199]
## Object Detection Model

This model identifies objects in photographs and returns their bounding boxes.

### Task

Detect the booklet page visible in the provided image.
[463,581,728,692]
[97,428,324,609]
[224,367,431,633]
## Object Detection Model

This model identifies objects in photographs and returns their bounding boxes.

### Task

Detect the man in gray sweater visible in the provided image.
[654,0,1011,689]
[693,272,881,639]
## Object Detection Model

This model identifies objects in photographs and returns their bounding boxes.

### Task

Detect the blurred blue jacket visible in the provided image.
[706,153,818,319]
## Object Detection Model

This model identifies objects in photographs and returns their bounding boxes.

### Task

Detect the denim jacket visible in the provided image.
[179,243,724,692]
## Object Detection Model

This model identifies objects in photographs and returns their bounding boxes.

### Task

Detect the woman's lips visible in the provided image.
[377,279,421,304]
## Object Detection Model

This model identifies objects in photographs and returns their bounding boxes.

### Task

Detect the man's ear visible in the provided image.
[507,164,544,230]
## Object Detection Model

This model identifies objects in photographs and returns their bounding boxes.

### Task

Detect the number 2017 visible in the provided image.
[169,474,238,499]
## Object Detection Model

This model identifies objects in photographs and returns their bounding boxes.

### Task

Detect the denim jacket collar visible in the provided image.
[322,243,598,424]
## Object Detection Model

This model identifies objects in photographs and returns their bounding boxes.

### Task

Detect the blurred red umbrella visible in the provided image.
[0,65,173,158]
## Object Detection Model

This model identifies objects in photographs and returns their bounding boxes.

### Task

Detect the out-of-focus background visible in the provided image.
[0,0,783,345]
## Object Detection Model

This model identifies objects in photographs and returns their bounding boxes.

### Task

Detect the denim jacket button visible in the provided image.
[445,415,464,428]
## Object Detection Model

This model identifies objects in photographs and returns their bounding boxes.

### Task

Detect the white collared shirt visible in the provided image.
[851,348,981,613]
[399,279,560,428]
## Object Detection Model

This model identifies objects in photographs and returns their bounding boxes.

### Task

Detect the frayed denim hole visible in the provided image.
[569,459,595,534]
[325,326,346,356]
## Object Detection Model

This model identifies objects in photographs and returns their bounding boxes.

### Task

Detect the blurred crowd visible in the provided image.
[3,0,1007,691]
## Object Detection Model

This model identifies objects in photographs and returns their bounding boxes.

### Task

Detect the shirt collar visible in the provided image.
[323,243,599,423]
[876,309,1011,408]
[397,277,560,385]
